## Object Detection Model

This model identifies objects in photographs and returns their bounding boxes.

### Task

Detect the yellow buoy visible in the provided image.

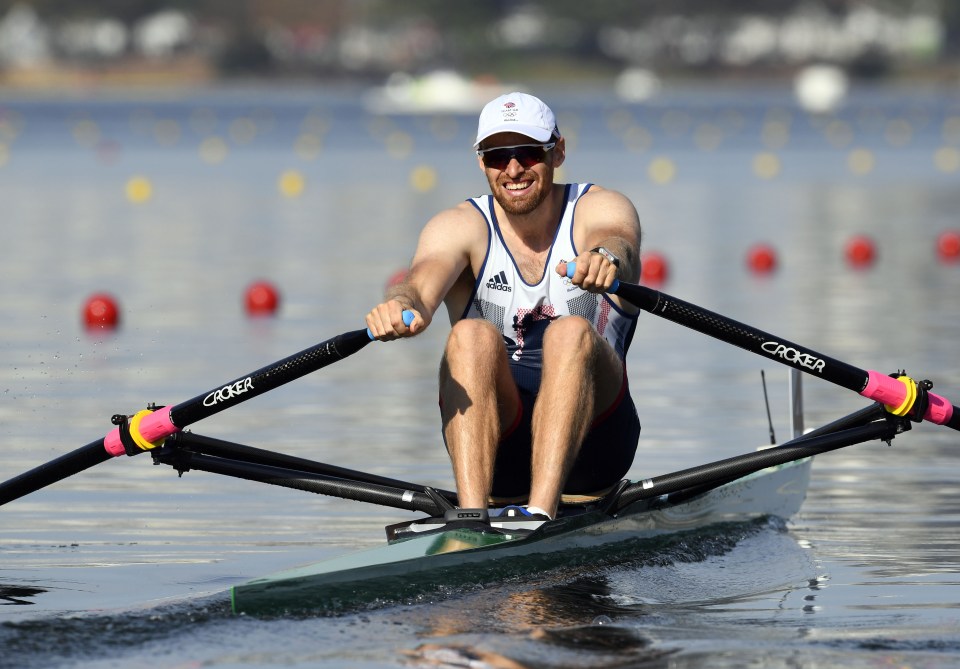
[934,147,960,173]
[409,165,437,193]
[752,152,781,180]
[279,170,305,198]
[648,157,676,185]
[847,148,875,176]
[126,176,153,204]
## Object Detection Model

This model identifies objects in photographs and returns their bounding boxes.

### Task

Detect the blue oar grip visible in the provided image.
[566,261,620,293]
[367,310,415,340]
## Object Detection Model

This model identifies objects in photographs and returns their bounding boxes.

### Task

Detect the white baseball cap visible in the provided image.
[474,92,560,148]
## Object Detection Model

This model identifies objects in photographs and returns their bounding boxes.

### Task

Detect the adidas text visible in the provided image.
[486,270,512,292]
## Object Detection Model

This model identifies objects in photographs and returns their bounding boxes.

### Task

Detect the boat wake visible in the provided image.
[0,518,812,668]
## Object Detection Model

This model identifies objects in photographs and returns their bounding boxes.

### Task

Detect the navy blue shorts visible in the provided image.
[489,362,641,498]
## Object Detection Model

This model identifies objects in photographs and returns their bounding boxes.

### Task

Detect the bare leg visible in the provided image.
[528,316,624,517]
[439,319,519,509]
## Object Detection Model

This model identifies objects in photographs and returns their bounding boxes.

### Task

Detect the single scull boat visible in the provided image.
[229,458,813,615]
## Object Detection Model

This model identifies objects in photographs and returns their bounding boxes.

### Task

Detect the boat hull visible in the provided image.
[231,459,811,615]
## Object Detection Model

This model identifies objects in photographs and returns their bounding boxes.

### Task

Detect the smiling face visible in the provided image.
[477,132,565,216]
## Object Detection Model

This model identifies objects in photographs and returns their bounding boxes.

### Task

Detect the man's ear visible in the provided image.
[552,137,566,167]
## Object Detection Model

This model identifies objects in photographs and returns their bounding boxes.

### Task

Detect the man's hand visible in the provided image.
[365,300,423,340]
[557,251,618,294]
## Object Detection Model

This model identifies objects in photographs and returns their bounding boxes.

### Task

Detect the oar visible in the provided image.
[0,312,414,507]
[566,263,959,430]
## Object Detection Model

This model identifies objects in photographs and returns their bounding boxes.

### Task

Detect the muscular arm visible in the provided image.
[558,186,642,302]
[366,202,485,339]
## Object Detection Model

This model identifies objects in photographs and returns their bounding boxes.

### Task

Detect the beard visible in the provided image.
[487,166,553,216]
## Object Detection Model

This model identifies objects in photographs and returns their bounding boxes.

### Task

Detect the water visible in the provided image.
[1,81,960,667]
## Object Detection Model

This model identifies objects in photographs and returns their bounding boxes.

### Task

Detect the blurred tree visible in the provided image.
[0,0,955,78]
[0,0,192,23]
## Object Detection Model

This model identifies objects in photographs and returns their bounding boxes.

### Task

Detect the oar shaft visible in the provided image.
[610,280,960,431]
[103,329,373,456]
[0,440,110,506]
[619,283,867,390]
[116,315,413,455]
[1,326,377,507]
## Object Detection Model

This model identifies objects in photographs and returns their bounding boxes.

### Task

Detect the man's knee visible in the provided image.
[543,316,596,354]
[445,318,503,360]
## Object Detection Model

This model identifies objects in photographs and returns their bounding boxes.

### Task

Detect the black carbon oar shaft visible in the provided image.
[611,279,960,431]
[0,329,375,507]
[0,439,110,506]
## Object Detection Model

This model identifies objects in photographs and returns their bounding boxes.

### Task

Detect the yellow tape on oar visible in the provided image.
[127,409,165,451]
[885,375,918,416]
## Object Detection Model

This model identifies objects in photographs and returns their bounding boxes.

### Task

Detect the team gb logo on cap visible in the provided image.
[502,101,517,120]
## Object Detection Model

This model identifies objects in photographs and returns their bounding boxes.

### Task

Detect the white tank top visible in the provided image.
[462,183,638,372]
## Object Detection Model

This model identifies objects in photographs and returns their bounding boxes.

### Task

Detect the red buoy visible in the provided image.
[936,230,960,264]
[640,251,669,285]
[844,234,877,268]
[83,293,120,331]
[244,280,280,317]
[746,243,778,275]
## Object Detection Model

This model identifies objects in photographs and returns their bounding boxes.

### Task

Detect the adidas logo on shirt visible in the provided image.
[486,271,512,292]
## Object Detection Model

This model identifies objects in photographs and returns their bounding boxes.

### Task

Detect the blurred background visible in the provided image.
[0,0,957,91]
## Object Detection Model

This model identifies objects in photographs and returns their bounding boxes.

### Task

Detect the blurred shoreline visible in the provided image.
[2,1,958,104]
[1,61,958,102]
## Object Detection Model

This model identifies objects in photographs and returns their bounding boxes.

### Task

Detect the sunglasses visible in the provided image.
[476,142,556,170]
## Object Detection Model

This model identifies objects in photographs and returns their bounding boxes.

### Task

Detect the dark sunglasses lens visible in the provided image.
[514,146,547,168]
[482,146,547,169]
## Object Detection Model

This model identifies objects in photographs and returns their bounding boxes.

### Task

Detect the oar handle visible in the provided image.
[565,261,619,293]
[366,310,415,340]
[565,262,960,431]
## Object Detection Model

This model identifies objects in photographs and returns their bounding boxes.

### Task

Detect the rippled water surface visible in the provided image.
[1,82,959,668]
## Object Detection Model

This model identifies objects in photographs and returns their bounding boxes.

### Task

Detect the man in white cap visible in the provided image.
[366,92,642,521]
